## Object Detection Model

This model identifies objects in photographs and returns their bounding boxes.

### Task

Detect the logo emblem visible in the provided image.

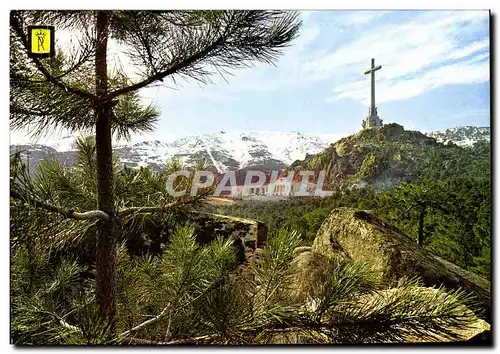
[27,26,55,58]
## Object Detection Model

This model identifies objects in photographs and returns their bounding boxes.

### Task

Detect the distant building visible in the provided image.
[234,176,317,199]
[235,176,290,197]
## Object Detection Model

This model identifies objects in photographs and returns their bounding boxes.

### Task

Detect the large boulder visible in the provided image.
[289,250,490,343]
[312,208,491,322]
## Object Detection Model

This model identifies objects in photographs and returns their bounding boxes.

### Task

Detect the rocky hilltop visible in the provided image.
[288,123,487,191]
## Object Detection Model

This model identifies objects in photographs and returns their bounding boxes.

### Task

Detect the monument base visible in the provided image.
[362,114,383,129]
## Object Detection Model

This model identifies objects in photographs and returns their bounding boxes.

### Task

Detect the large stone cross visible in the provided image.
[364,58,382,116]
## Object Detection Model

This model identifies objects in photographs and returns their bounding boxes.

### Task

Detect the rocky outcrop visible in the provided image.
[288,124,457,191]
[312,208,491,322]
[290,249,490,343]
[193,213,268,263]
[125,212,267,264]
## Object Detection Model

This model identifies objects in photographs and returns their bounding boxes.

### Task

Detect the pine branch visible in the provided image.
[125,335,216,345]
[117,203,179,217]
[164,334,216,345]
[10,12,100,104]
[120,274,223,339]
[35,310,82,333]
[117,195,205,217]
[10,189,110,221]
[236,311,475,341]
[120,306,169,338]
[124,338,169,345]
[9,105,53,117]
[106,36,224,100]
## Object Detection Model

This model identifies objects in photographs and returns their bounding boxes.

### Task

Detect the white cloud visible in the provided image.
[305,12,484,78]
[317,11,490,105]
[330,58,489,104]
[468,51,490,64]
[337,10,390,26]
[194,10,488,104]
[446,39,489,61]
[11,10,491,144]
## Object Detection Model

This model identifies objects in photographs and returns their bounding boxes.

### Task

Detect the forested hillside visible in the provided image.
[10,9,491,345]
[210,140,491,279]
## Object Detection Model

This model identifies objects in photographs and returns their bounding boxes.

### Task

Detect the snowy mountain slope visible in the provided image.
[115,131,343,171]
[11,131,343,172]
[425,126,490,147]
[10,126,490,173]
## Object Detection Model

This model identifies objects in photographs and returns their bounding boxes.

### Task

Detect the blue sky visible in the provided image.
[10,10,490,144]
[137,10,490,141]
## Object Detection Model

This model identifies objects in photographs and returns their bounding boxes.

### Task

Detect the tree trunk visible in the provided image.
[94,10,117,331]
[418,204,426,247]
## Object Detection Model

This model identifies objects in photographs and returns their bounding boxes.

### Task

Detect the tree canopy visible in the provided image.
[10,9,302,332]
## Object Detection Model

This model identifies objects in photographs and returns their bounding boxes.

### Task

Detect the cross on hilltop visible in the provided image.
[361,58,383,129]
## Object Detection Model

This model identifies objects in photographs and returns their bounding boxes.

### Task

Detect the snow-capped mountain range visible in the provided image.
[10,126,490,173]
[425,126,490,147]
[118,131,348,172]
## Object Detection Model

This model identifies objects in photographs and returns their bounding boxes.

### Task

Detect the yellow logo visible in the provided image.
[27,26,54,58]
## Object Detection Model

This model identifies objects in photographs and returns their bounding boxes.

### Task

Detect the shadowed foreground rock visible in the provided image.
[312,208,491,324]
[193,212,268,263]
[290,250,490,343]
[125,212,268,265]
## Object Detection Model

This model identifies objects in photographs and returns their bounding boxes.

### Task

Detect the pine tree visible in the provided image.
[10,10,301,331]
[11,213,485,344]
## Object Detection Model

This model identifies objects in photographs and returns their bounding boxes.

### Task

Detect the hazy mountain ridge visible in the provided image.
[9,126,490,173]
